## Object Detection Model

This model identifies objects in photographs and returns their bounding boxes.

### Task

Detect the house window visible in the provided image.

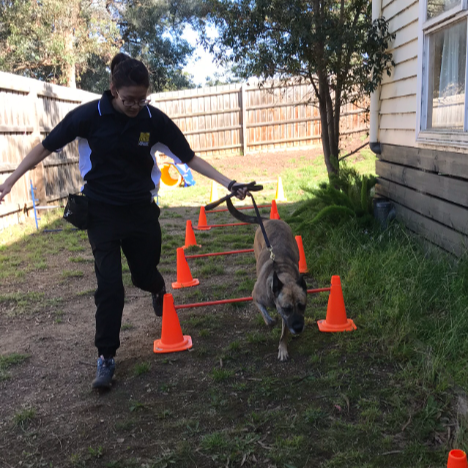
[418,0,468,143]
[426,20,466,131]
[427,0,461,19]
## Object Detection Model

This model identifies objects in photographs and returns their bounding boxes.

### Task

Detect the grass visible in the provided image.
[0,292,45,315]
[211,368,234,382]
[13,407,36,429]
[133,361,151,376]
[0,148,465,467]
[0,353,29,380]
[61,270,84,279]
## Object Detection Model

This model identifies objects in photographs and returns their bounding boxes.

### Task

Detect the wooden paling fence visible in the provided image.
[150,83,369,157]
[0,71,97,229]
[0,72,368,229]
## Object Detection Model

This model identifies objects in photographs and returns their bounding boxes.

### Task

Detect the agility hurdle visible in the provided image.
[154,278,355,353]
[185,249,254,259]
[171,276,356,333]
[197,222,250,229]
[206,203,271,214]
[174,288,332,309]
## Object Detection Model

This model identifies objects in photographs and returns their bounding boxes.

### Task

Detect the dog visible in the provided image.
[252,219,307,361]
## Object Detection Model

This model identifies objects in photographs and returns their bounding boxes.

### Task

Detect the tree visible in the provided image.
[0,0,205,92]
[100,0,202,92]
[203,0,395,177]
[0,0,120,87]
[204,70,241,87]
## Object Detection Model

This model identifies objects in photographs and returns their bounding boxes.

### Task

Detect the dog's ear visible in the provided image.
[272,271,283,296]
[297,275,307,292]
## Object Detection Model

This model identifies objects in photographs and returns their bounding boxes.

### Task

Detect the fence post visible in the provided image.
[241,83,247,156]
[29,84,46,204]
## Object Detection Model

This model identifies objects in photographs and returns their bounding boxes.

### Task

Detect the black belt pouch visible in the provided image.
[63,194,89,230]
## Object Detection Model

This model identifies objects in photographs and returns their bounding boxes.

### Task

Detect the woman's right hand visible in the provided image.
[0,143,51,205]
[0,182,12,204]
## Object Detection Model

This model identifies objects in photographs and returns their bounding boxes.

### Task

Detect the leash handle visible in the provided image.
[205,192,235,211]
[205,181,262,211]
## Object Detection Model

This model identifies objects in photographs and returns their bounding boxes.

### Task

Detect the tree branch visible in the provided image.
[338,140,369,161]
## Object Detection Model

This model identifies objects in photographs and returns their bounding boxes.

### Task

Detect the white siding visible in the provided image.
[378,0,419,147]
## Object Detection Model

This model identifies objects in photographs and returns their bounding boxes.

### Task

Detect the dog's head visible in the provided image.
[271,271,307,335]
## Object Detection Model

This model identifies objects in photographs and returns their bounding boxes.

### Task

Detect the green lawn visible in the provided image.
[1,148,466,467]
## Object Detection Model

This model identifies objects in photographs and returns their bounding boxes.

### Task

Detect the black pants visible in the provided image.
[87,199,165,358]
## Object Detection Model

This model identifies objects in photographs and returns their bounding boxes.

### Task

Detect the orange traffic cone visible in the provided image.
[183,220,200,249]
[317,276,356,332]
[154,294,192,353]
[270,200,281,220]
[275,176,287,202]
[448,450,468,468]
[196,206,211,230]
[295,235,309,274]
[209,180,219,203]
[172,248,200,289]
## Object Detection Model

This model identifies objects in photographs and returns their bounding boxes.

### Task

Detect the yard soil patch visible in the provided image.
[0,146,440,468]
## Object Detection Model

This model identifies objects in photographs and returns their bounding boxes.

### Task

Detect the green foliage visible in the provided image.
[105,0,203,92]
[204,0,395,176]
[288,164,376,229]
[0,0,204,91]
[0,0,120,86]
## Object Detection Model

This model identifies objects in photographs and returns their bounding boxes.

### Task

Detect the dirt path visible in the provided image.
[0,145,371,468]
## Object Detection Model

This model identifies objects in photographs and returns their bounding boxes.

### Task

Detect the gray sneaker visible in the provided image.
[92,356,115,388]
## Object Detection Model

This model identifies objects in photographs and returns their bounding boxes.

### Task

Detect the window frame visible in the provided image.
[416,0,468,146]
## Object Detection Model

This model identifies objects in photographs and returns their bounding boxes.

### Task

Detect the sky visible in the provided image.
[181,25,223,86]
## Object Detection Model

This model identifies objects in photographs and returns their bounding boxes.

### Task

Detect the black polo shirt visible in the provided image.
[42,90,195,205]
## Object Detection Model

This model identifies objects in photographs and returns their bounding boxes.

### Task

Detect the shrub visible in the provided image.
[288,164,376,230]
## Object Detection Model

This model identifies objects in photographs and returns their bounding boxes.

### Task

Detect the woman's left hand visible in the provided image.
[228,181,250,200]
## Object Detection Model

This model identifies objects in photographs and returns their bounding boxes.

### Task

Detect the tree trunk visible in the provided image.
[325,87,339,176]
[65,62,76,89]
[64,31,76,88]
[317,72,334,177]
[317,72,339,179]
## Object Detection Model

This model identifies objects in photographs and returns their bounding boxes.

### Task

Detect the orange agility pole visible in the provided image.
[447,450,468,468]
[174,288,331,310]
[154,294,192,353]
[317,276,356,332]
[201,222,249,228]
[186,248,254,259]
[183,220,200,249]
[207,203,271,213]
[172,248,200,289]
[295,235,309,274]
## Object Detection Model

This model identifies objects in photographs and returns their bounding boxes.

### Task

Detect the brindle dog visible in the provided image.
[252,219,307,361]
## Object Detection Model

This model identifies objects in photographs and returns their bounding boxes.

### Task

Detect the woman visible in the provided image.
[0,53,247,388]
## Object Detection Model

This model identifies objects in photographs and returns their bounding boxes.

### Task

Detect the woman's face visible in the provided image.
[110,84,150,118]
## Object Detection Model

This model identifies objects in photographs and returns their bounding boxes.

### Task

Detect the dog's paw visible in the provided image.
[278,344,289,361]
[265,317,277,328]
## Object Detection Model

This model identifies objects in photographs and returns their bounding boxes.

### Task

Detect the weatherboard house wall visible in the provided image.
[372,0,468,256]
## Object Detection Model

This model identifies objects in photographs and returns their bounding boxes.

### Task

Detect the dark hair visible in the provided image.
[110,53,150,89]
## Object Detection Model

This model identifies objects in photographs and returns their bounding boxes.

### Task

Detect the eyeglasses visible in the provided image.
[116,91,151,108]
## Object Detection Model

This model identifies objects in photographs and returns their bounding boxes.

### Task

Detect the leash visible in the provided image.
[205,181,261,211]
[248,193,275,262]
[205,181,275,262]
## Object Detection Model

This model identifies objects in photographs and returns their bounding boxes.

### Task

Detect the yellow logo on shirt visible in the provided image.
[138,132,150,147]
